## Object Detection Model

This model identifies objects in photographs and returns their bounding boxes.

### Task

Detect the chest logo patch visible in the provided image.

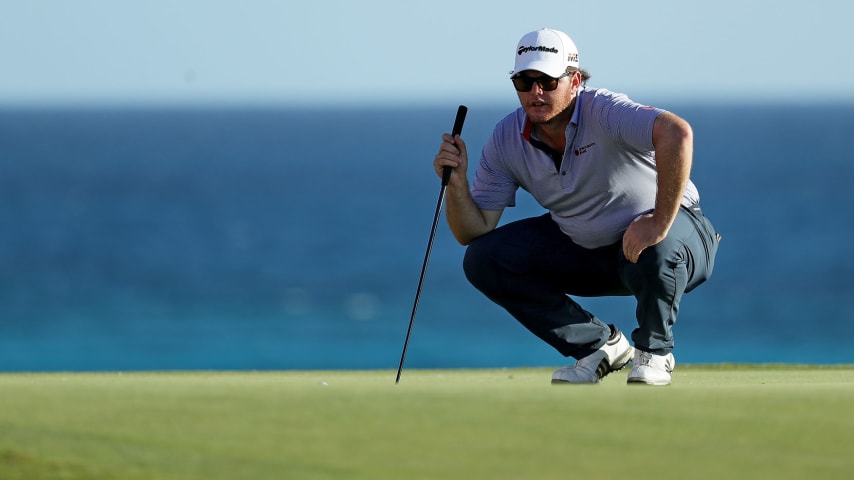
[574,142,596,156]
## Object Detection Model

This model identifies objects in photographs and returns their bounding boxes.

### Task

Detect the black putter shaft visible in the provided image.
[395,105,468,383]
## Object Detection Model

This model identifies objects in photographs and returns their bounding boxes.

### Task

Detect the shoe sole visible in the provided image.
[611,346,634,371]
[627,377,671,386]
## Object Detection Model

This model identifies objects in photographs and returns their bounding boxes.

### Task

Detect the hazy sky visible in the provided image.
[2,0,851,106]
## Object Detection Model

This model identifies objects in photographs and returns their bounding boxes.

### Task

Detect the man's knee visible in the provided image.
[463,235,496,290]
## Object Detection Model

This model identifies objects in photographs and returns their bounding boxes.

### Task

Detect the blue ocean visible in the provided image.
[1,102,853,372]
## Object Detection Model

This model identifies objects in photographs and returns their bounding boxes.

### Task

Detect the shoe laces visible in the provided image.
[635,350,653,367]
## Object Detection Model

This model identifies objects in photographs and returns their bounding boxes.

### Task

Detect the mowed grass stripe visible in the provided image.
[1,366,852,480]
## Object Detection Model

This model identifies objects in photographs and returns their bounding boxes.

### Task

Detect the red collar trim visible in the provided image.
[522,118,534,142]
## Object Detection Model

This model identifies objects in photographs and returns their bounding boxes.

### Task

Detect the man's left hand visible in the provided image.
[622,214,669,263]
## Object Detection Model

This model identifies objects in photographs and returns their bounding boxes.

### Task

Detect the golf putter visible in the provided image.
[395,105,468,383]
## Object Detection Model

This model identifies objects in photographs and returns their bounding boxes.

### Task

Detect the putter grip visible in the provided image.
[442,105,468,185]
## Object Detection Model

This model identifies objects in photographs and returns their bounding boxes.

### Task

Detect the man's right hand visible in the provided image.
[434,133,469,188]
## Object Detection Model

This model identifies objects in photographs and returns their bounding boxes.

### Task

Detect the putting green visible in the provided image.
[1,366,852,479]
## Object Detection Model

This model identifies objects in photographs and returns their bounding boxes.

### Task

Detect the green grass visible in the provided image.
[1,366,853,479]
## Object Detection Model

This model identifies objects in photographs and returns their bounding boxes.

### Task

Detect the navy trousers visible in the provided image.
[463,205,719,359]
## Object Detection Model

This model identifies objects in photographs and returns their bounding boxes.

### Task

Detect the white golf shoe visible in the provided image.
[627,350,676,386]
[551,325,634,384]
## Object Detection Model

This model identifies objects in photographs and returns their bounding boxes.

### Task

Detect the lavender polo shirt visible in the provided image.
[471,88,700,249]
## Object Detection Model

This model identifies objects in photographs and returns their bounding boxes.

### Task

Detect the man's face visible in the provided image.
[513,70,579,125]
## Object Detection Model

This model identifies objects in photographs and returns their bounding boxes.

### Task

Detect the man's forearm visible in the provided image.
[445,182,497,245]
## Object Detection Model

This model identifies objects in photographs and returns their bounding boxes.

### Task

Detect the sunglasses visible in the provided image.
[511,72,570,92]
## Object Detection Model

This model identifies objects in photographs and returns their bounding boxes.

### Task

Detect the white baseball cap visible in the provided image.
[510,28,579,78]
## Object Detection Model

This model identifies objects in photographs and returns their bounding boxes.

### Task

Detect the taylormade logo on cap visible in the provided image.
[517,45,559,55]
[511,28,579,78]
